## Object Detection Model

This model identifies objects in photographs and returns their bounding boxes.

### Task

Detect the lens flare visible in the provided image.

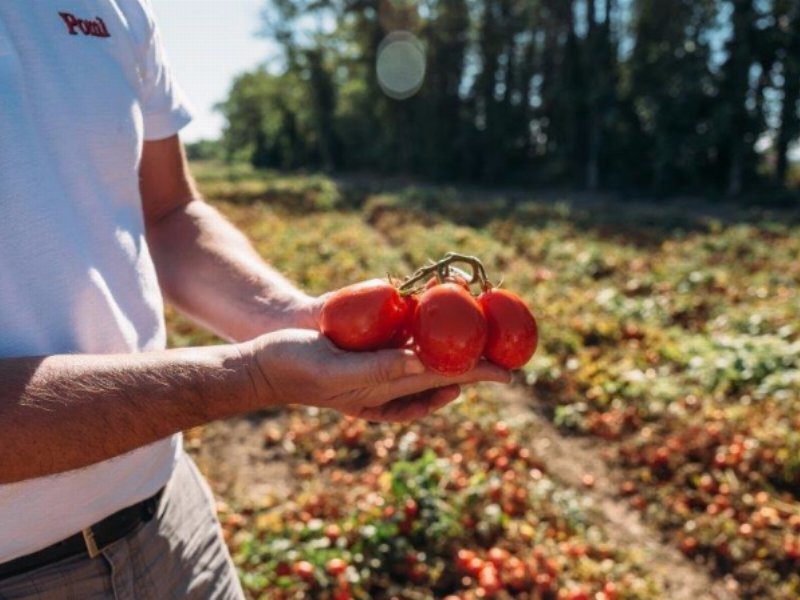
[376,31,426,100]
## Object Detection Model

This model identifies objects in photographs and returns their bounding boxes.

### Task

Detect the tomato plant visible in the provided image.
[320,279,409,351]
[479,288,538,369]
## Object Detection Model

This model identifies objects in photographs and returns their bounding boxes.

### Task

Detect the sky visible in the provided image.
[151,0,278,142]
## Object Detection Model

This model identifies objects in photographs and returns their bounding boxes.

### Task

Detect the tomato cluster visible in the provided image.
[320,253,538,375]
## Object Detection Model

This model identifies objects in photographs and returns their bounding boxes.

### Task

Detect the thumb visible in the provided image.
[306,293,331,330]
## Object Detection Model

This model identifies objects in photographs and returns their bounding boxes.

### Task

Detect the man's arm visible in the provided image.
[0,346,254,484]
[141,135,318,341]
[0,136,509,484]
[0,335,508,484]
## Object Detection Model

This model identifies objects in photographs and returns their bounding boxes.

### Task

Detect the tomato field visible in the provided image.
[171,164,800,600]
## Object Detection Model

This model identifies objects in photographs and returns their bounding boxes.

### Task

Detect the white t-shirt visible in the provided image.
[0,0,192,562]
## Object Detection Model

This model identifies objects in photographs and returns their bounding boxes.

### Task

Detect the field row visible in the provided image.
[173,172,800,598]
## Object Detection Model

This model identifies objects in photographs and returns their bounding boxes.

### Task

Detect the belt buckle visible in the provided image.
[81,527,104,559]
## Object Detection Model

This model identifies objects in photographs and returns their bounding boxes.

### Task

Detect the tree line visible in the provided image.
[213,0,800,196]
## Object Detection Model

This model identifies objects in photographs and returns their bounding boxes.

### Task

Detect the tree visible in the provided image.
[717,0,759,196]
[773,0,800,187]
[627,0,720,194]
[218,69,317,169]
[419,0,470,178]
[584,0,618,191]
[213,0,799,195]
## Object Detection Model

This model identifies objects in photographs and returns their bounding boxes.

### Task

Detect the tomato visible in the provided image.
[332,581,352,600]
[292,560,315,581]
[424,274,470,291]
[403,497,419,519]
[487,546,510,568]
[326,558,348,576]
[466,556,485,577]
[412,283,487,375]
[478,564,501,595]
[320,280,408,351]
[456,549,477,572]
[382,294,417,348]
[478,288,538,369]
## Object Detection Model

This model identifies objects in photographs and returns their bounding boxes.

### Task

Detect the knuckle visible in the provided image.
[367,354,393,385]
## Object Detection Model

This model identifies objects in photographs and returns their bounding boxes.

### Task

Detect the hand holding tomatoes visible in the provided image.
[320,253,538,377]
[242,329,510,422]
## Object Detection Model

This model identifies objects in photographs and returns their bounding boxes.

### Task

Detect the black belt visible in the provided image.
[0,487,164,581]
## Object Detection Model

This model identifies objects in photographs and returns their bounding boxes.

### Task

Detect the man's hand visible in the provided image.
[241,329,510,423]
[295,293,328,331]
[0,325,508,482]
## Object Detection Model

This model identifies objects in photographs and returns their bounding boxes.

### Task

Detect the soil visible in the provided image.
[191,386,741,600]
[498,387,740,600]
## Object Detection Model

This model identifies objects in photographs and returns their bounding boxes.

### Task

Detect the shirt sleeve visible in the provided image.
[133,0,193,140]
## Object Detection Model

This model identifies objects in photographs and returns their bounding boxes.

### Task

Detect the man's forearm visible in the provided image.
[0,345,259,484]
[147,199,317,342]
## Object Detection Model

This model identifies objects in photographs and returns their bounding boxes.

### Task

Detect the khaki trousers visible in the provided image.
[0,452,244,600]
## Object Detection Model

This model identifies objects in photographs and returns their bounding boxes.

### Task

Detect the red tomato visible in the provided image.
[332,577,352,600]
[382,294,418,348]
[320,280,408,351]
[478,288,538,369]
[478,564,501,595]
[456,549,476,572]
[412,283,487,375]
[466,556,485,577]
[326,558,348,576]
[487,546,510,568]
[292,560,315,581]
[333,585,352,600]
[424,274,470,291]
[403,497,420,519]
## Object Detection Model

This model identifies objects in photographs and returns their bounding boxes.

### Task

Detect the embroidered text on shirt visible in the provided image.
[58,12,111,38]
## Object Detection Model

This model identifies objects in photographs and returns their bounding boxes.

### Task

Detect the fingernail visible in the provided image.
[493,371,512,384]
[436,388,459,408]
[405,357,426,375]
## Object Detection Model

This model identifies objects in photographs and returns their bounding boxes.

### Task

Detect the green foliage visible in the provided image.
[217,69,322,169]
[185,139,225,162]
[215,0,800,197]
[222,400,663,599]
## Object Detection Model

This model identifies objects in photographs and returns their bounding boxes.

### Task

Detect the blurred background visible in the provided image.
[153,2,799,599]
[157,0,799,198]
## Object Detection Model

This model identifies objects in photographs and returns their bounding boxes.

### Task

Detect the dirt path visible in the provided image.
[493,386,740,600]
[189,411,292,505]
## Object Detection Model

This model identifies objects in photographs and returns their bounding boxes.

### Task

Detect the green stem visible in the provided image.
[397,253,492,294]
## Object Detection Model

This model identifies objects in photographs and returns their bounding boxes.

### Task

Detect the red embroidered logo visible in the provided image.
[58,12,111,38]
